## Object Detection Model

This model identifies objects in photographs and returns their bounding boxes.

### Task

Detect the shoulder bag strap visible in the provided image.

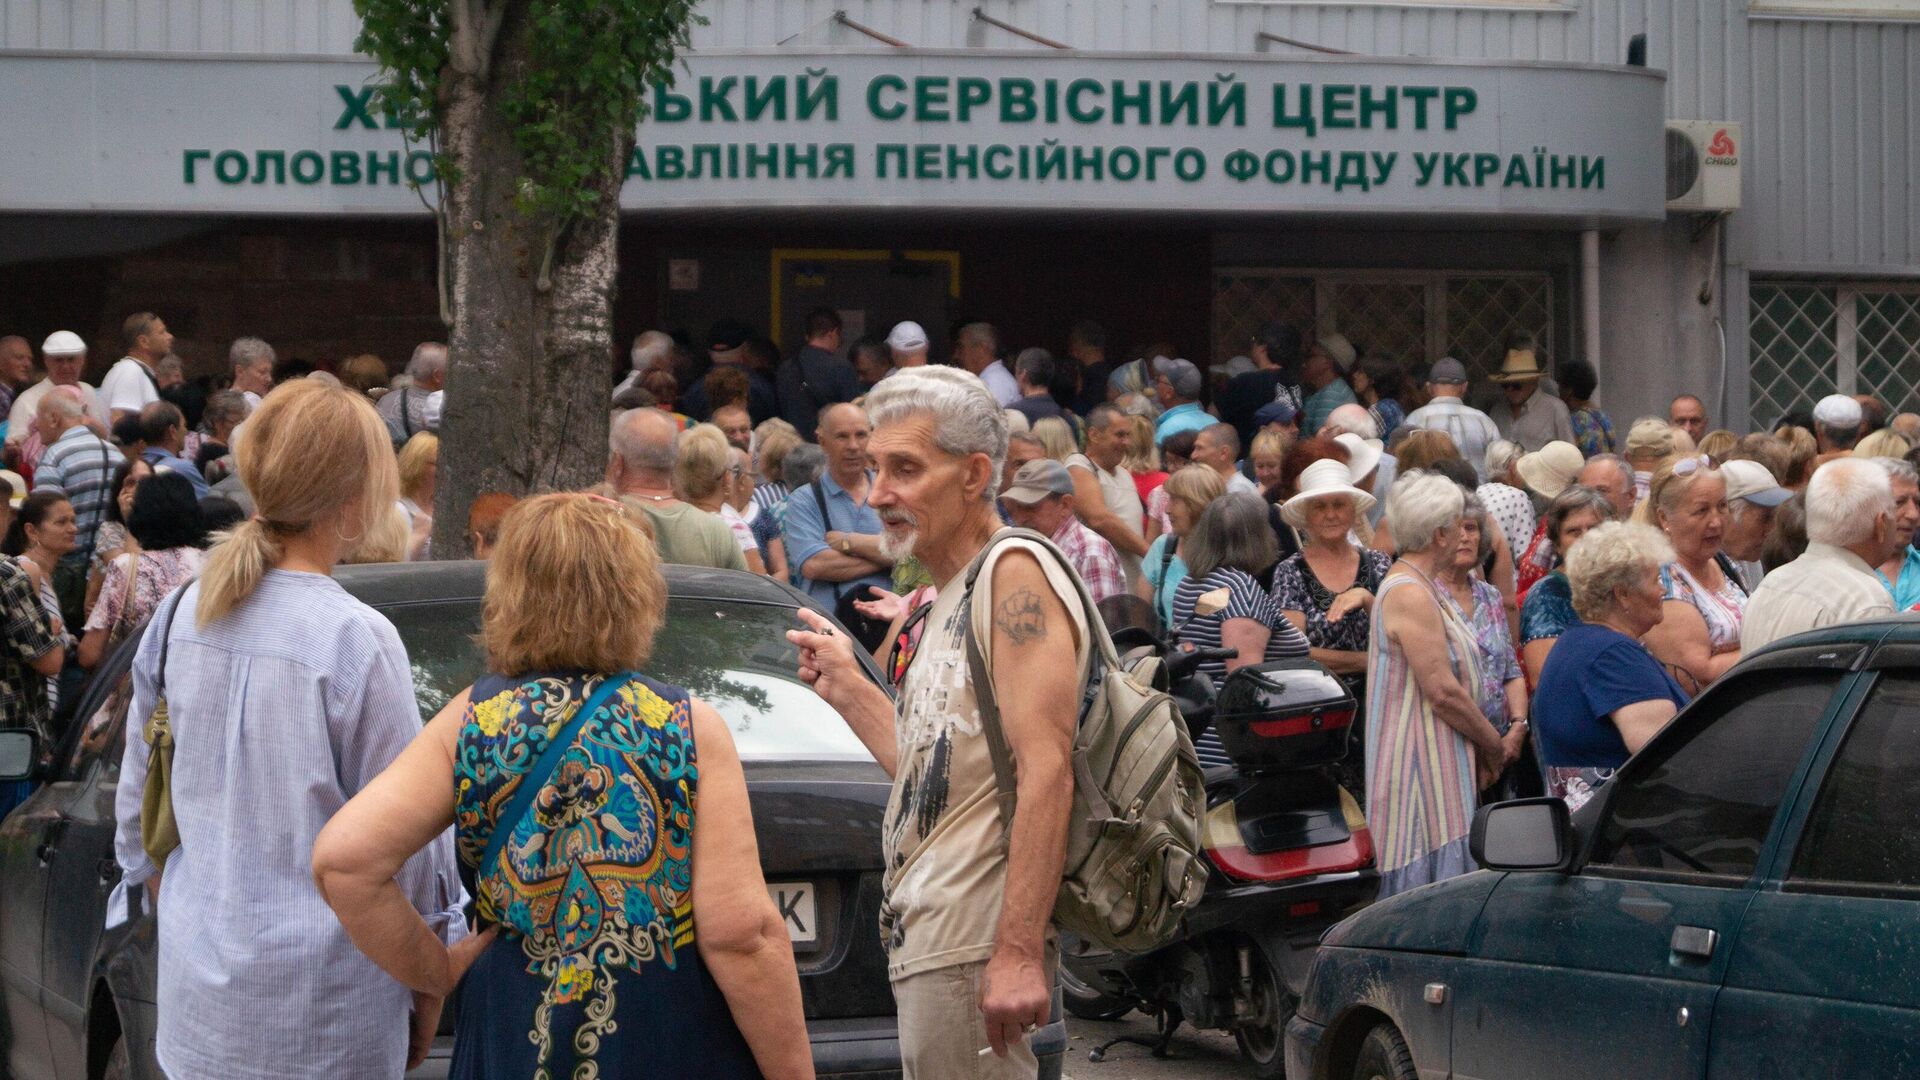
[959,529,1120,839]
[141,584,189,748]
[810,480,845,601]
[477,673,635,884]
[114,552,142,639]
[399,388,417,439]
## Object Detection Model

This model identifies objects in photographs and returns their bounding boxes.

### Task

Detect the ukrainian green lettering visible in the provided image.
[1272,84,1316,136]
[1442,153,1468,186]
[1321,84,1357,130]
[913,143,942,178]
[1263,149,1294,184]
[211,151,245,184]
[868,75,907,121]
[876,143,908,179]
[1207,79,1246,128]
[984,144,1014,180]
[627,147,651,179]
[1333,151,1369,191]
[1001,78,1036,123]
[655,84,692,123]
[1016,144,1031,179]
[822,143,854,178]
[405,151,435,185]
[1300,151,1332,184]
[1443,87,1477,130]
[1549,155,1576,188]
[1413,151,1440,185]
[182,149,210,184]
[947,143,979,178]
[1071,145,1104,180]
[914,77,950,122]
[1579,156,1604,189]
[1041,78,1063,124]
[291,150,324,184]
[657,145,686,179]
[1358,86,1398,130]
[1158,81,1199,126]
[1143,146,1171,180]
[1110,146,1140,180]
[249,152,290,186]
[1403,86,1438,130]
[327,151,360,184]
[797,74,839,121]
[1371,151,1396,185]
[366,151,401,185]
[1502,154,1532,188]
[333,85,378,130]
[956,77,992,122]
[745,143,779,178]
[1224,150,1258,182]
[1035,141,1067,180]
[700,77,740,122]
[1533,149,1546,187]
[745,77,788,122]
[1066,79,1105,124]
[725,143,740,178]
[1473,153,1499,185]
[689,144,722,178]
[1111,81,1151,125]
[1174,147,1205,181]
[784,143,819,179]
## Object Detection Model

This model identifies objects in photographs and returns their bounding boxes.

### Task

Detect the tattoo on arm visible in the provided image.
[994,587,1048,645]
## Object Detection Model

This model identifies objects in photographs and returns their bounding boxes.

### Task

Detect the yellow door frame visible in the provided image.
[770,248,963,347]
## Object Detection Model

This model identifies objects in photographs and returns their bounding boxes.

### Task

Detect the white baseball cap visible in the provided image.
[1720,459,1793,507]
[40,330,85,356]
[885,321,928,352]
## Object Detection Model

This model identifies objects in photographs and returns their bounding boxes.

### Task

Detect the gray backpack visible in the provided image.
[959,528,1208,953]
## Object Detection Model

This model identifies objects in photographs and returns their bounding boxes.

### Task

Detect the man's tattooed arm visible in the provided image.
[994,587,1048,645]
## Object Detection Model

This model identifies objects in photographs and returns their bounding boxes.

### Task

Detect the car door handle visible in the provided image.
[1671,925,1719,961]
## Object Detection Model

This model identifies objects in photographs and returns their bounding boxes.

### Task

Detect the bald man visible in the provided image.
[606,406,745,570]
[1669,395,1708,445]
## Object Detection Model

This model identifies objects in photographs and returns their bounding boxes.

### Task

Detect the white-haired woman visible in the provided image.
[1172,493,1310,768]
[1477,439,1536,560]
[1640,455,1745,693]
[1365,471,1523,898]
[1438,492,1529,799]
[1534,522,1690,808]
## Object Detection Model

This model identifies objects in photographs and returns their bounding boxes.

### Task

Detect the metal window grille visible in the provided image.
[1748,282,1920,429]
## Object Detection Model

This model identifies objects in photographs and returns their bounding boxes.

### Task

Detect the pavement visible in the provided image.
[1061,1015,1251,1079]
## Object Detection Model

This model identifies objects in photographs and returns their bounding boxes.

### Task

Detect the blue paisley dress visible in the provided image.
[450,671,759,1080]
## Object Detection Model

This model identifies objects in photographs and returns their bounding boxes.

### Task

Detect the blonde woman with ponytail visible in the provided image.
[112,379,471,1080]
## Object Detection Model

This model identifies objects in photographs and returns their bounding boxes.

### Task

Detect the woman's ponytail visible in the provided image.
[194,518,281,627]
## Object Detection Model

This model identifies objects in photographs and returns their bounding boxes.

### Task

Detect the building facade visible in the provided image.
[0,0,1915,431]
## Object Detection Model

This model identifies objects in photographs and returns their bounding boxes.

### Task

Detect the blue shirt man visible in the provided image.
[142,445,209,498]
[136,401,209,498]
[781,402,893,610]
[1151,357,1213,446]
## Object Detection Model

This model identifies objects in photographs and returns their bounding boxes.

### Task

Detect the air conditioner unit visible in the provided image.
[1665,120,1742,212]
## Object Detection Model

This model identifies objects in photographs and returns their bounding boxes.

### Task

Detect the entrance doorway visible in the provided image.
[770,249,961,356]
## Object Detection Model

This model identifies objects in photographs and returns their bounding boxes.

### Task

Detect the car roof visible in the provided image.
[1742,614,1920,670]
[333,560,819,609]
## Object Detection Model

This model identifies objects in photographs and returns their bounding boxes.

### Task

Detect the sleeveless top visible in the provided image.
[1660,560,1747,651]
[452,671,757,1080]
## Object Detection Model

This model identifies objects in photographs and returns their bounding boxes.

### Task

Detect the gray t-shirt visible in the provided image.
[637,502,749,571]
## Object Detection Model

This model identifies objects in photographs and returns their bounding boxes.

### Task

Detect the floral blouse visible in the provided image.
[1270,546,1394,653]
[1448,577,1524,731]
[85,547,205,644]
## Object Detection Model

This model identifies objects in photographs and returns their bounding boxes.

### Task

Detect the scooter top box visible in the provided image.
[1211,660,1356,773]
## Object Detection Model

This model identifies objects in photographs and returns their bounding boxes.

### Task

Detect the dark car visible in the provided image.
[1285,619,1920,1080]
[0,562,1066,1079]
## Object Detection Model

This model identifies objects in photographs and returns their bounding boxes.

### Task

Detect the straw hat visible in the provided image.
[1489,348,1547,384]
[1515,441,1584,499]
[1283,458,1377,527]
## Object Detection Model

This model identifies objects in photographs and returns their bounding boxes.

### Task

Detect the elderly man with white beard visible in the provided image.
[788,366,1083,1079]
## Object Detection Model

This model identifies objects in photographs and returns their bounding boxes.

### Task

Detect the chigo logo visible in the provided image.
[1705,128,1738,165]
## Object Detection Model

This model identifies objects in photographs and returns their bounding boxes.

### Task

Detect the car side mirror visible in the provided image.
[0,728,38,783]
[1471,797,1573,872]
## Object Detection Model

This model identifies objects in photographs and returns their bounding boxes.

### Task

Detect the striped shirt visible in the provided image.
[751,481,791,519]
[1171,567,1311,767]
[32,424,125,557]
[1402,397,1501,483]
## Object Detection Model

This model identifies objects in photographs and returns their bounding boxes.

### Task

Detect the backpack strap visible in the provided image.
[809,480,846,602]
[477,673,635,898]
[958,529,1123,839]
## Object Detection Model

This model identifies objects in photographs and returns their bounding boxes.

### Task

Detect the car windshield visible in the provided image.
[384,597,874,763]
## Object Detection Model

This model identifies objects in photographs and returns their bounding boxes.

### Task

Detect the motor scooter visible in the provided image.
[1060,635,1377,1077]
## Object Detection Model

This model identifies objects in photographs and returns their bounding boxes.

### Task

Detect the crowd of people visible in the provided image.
[2,302,1918,1079]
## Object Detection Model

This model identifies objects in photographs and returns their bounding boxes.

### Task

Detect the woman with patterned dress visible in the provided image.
[1439,495,1531,800]
[78,471,203,669]
[314,494,811,1080]
[1365,472,1525,900]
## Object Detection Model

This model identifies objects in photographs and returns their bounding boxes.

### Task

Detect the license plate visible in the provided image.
[767,881,817,944]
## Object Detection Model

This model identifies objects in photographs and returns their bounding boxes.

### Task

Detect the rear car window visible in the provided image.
[1790,673,1920,892]
[383,598,873,763]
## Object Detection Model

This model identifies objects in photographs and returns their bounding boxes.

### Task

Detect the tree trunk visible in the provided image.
[429,2,630,559]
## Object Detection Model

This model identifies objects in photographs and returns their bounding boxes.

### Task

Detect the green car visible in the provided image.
[1285,619,1920,1080]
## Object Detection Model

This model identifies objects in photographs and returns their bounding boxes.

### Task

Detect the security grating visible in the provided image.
[1211,271,1554,382]
[1748,283,1839,429]
[1748,282,1920,430]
